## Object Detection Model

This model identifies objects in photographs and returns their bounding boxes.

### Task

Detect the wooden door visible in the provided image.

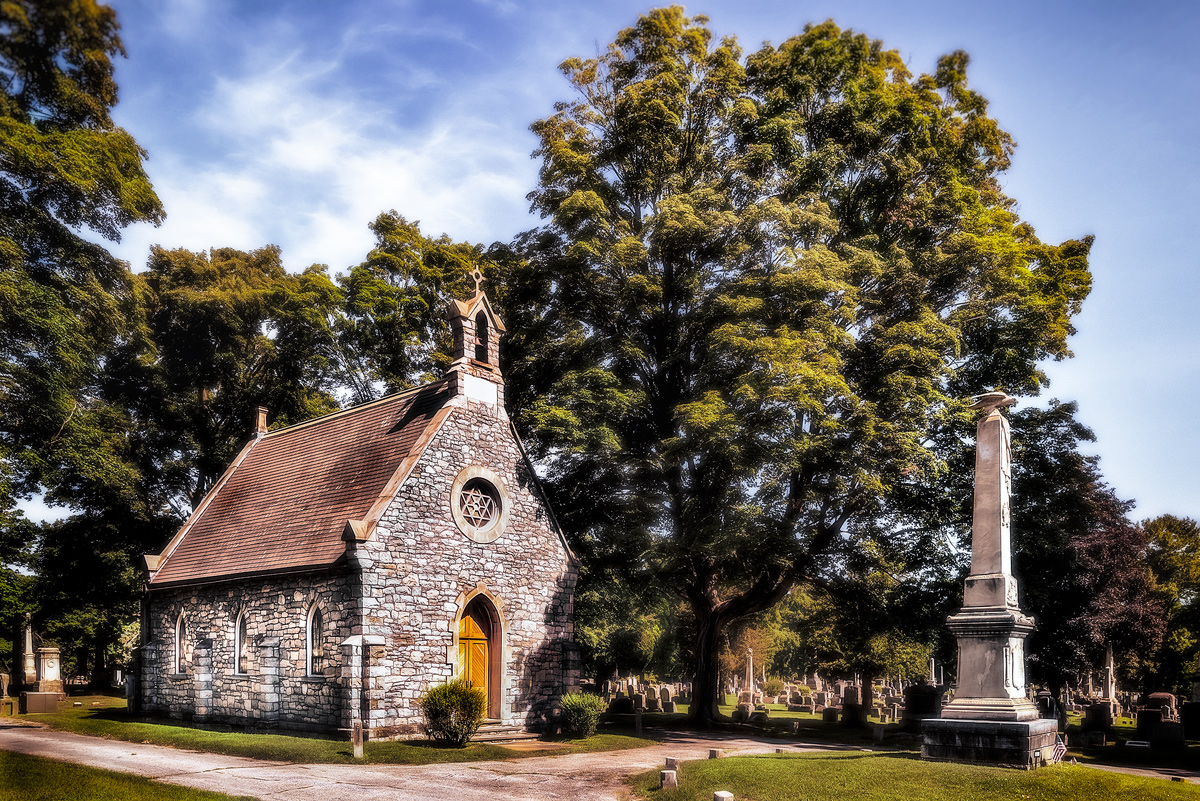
[458,611,489,700]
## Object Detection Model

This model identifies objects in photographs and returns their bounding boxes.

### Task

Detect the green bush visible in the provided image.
[763,678,785,696]
[420,679,486,746]
[560,691,607,738]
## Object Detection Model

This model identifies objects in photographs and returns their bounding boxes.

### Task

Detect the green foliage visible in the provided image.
[0,0,163,670]
[1006,402,1164,691]
[762,678,784,696]
[560,690,607,737]
[506,7,1091,724]
[1139,515,1200,696]
[336,211,489,401]
[420,679,486,746]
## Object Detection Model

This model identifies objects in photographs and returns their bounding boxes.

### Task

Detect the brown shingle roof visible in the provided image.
[149,381,451,587]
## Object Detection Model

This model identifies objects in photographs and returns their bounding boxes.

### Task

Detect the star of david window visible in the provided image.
[451,466,510,543]
[459,478,499,528]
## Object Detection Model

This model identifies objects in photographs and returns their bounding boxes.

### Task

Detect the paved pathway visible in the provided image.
[2,722,1196,800]
[0,723,837,800]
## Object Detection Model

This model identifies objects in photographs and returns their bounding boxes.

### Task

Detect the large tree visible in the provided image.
[505,8,1091,725]
[0,0,163,662]
[1007,401,1164,695]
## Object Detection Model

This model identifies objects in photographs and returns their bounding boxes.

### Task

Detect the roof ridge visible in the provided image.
[262,377,449,439]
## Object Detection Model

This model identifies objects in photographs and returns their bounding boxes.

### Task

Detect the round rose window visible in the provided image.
[450,466,510,543]
[459,478,500,528]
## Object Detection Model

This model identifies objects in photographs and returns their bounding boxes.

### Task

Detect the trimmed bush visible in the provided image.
[763,678,785,696]
[560,691,607,738]
[420,679,486,746]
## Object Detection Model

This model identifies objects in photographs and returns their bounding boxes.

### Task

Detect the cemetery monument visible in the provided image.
[922,392,1059,767]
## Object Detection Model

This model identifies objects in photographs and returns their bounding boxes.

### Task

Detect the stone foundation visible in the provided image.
[921,718,1059,768]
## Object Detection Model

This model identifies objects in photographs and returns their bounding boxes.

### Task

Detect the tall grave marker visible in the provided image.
[922,393,1058,767]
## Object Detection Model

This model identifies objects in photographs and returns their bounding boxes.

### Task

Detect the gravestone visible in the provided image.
[902,680,944,732]
[608,696,633,714]
[1180,702,1200,740]
[1082,702,1113,732]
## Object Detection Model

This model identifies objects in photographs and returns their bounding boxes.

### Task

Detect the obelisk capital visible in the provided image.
[969,391,1016,418]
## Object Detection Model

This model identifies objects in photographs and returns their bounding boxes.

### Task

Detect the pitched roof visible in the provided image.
[149,381,451,587]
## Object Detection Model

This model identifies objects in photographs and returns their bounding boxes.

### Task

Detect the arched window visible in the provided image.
[174,613,188,674]
[307,606,324,677]
[474,311,489,363]
[234,609,248,674]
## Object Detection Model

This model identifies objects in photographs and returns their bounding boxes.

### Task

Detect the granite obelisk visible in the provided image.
[922,392,1056,767]
[940,391,1039,721]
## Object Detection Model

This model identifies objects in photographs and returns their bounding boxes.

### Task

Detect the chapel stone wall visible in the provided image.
[140,571,355,733]
[354,395,578,736]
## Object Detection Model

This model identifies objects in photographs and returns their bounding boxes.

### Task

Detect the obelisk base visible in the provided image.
[943,607,1038,721]
[922,718,1058,769]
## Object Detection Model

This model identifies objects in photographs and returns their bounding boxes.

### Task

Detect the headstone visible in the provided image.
[663,701,677,713]
[661,770,678,790]
[351,721,364,758]
[607,696,633,714]
[709,748,722,759]
[902,680,944,731]
[0,674,8,698]
[635,707,643,735]
[665,756,681,770]
[633,692,645,709]
[660,686,672,704]
[1180,702,1200,740]
[714,792,734,801]
[842,685,861,706]
[822,707,839,724]
[1082,702,1112,732]
[1147,692,1177,718]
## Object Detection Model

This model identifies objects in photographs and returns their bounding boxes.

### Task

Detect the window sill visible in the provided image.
[300,675,327,684]
[168,673,188,681]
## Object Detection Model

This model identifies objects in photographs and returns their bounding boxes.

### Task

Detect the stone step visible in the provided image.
[471,723,540,743]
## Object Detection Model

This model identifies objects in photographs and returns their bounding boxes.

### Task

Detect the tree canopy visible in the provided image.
[504,7,1092,724]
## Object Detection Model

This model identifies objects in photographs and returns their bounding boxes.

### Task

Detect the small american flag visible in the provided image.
[1051,735,1067,763]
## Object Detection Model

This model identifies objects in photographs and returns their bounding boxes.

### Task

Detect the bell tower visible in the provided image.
[446,268,506,409]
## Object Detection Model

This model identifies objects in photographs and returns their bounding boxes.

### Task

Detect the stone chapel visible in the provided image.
[136,282,579,738]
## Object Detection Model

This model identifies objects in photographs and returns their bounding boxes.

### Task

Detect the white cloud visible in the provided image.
[112,29,542,272]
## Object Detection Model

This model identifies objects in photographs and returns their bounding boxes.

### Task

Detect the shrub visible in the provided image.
[763,678,785,696]
[560,691,607,738]
[420,679,486,746]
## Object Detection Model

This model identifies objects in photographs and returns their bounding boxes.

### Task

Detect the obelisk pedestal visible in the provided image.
[922,392,1058,768]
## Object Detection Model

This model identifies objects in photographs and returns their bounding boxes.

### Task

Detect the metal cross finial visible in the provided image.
[471,268,485,293]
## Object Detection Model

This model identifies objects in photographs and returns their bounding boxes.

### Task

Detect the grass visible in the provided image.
[0,751,254,801]
[9,695,656,765]
[628,751,1200,801]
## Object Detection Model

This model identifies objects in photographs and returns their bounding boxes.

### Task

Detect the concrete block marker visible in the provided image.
[714,792,734,801]
[665,756,681,770]
[775,747,785,753]
[661,770,678,789]
[709,748,723,759]
[351,721,364,759]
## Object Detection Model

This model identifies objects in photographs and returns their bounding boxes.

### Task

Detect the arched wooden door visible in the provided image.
[458,597,497,716]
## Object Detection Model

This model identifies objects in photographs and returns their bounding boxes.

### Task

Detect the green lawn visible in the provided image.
[0,752,254,801]
[9,695,655,764]
[628,751,1200,801]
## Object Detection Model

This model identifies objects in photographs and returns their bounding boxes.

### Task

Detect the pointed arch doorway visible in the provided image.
[458,595,502,719]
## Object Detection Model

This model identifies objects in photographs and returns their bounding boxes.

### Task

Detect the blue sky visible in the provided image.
[65,0,1200,520]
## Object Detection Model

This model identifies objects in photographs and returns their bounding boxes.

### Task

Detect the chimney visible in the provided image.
[255,407,269,437]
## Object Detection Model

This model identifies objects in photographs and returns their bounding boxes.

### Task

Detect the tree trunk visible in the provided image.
[686,609,725,728]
